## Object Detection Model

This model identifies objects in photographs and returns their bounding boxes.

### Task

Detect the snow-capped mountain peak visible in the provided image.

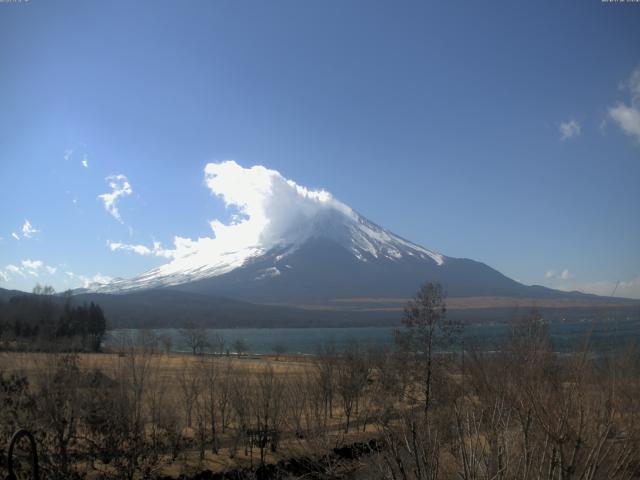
[97,204,444,293]
[95,161,443,294]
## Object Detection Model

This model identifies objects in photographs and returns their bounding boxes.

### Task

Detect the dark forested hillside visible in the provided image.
[0,287,106,351]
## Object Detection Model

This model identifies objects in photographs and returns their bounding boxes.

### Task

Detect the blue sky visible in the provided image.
[1,0,639,297]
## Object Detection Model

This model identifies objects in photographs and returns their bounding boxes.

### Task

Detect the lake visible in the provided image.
[105,318,640,355]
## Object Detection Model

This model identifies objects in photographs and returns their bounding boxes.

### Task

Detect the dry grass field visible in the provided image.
[0,349,383,479]
[0,350,312,380]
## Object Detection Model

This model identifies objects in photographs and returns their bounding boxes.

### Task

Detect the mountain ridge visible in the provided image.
[89,198,635,306]
[1,286,637,329]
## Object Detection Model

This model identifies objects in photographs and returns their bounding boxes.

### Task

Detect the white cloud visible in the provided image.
[556,277,640,300]
[559,119,581,141]
[545,266,640,299]
[616,278,640,297]
[98,174,133,223]
[608,66,640,143]
[65,270,112,288]
[109,241,174,259]
[107,161,355,278]
[79,273,112,287]
[544,268,572,280]
[560,269,573,280]
[9,220,40,241]
[21,219,39,239]
[109,242,151,256]
[21,259,43,270]
[21,259,44,277]
[609,104,640,142]
[5,264,23,277]
[1,260,58,281]
[200,160,352,249]
[64,145,90,168]
[1,260,107,290]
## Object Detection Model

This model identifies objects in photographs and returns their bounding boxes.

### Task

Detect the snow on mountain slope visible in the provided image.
[96,161,444,293]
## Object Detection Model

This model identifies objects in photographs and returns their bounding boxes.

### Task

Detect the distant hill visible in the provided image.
[0,287,26,302]
[72,289,394,328]
[1,287,638,329]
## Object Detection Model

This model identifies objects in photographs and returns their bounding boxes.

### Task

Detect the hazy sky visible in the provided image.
[1,1,639,298]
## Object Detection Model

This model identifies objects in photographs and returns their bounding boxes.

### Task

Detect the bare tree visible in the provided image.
[95,340,160,480]
[315,341,338,424]
[0,369,35,480]
[210,332,225,355]
[233,338,250,357]
[145,356,171,462]
[284,373,309,439]
[198,355,221,453]
[177,358,201,428]
[272,343,287,361]
[336,340,371,433]
[229,370,251,458]
[395,282,459,417]
[32,283,56,296]
[158,333,173,355]
[35,354,82,478]
[194,389,208,463]
[217,358,235,433]
[136,329,159,352]
[301,368,328,439]
[179,322,210,355]
[251,364,285,464]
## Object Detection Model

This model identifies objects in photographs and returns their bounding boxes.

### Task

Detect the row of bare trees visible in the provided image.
[377,283,640,480]
[0,337,386,479]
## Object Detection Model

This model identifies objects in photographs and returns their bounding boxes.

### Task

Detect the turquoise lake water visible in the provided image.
[105,318,640,355]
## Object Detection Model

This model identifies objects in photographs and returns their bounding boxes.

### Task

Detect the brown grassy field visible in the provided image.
[0,350,312,379]
[288,295,640,312]
[0,349,382,478]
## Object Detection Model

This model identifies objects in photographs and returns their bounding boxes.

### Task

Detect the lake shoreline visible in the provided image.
[104,318,640,355]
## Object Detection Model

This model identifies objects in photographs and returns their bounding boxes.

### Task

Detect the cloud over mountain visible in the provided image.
[108,160,356,273]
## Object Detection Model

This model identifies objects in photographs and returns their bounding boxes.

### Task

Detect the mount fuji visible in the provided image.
[92,161,598,307]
